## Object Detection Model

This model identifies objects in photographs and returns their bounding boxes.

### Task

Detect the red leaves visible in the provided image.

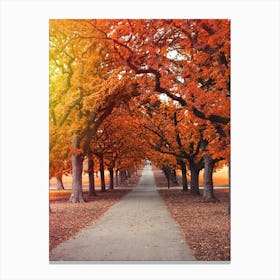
[159,189,230,261]
[154,170,230,261]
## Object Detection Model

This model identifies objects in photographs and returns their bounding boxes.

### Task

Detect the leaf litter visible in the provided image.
[154,170,230,261]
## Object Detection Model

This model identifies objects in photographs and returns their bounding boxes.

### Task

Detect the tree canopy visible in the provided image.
[49,19,230,202]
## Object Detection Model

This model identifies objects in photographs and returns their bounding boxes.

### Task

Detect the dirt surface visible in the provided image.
[49,175,140,252]
[50,166,195,261]
[153,169,230,261]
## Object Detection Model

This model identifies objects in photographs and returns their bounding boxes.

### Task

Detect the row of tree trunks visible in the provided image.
[120,171,127,183]
[189,156,217,201]
[162,166,179,189]
[67,153,217,202]
[67,151,217,203]
[171,169,178,185]
[162,157,217,201]
[116,169,135,186]
[55,165,133,194]
[88,157,115,195]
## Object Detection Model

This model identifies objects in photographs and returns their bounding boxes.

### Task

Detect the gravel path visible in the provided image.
[50,166,195,262]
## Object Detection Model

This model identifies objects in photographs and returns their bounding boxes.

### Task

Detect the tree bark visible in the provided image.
[109,168,114,189]
[178,160,188,191]
[190,165,200,195]
[170,169,179,186]
[88,154,96,196]
[115,169,119,186]
[120,171,126,183]
[202,156,218,202]
[167,175,170,189]
[120,171,123,183]
[99,156,106,192]
[69,139,84,203]
[162,166,171,189]
[56,175,64,190]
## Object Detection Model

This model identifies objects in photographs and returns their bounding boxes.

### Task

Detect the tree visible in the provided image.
[49,19,230,203]
[105,19,230,199]
[49,19,141,202]
[87,152,96,196]
[105,19,230,127]
[49,120,72,190]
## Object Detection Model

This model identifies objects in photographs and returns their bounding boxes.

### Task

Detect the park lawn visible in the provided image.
[154,169,230,261]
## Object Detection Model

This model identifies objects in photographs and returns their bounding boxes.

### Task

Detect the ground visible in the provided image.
[49,168,230,261]
[153,169,230,261]
[49,174,140,251]
[50,166,195,261]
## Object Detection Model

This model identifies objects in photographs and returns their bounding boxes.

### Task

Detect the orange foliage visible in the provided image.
[49,19,230,184]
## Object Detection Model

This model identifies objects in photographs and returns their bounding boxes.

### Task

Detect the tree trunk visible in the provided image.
[115,169,119,186]
[179,160,188,191]
[109,168,114,189]
[190,165,200,195]
[162,166,171,189]
[69,144,84,203]
[99,156,106,192]
[120,171,126,183]
[202,156,218,202]
[88,154,96,196]
[56,175,64,190]
[120,171,123,183]
[170,169,179,186]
